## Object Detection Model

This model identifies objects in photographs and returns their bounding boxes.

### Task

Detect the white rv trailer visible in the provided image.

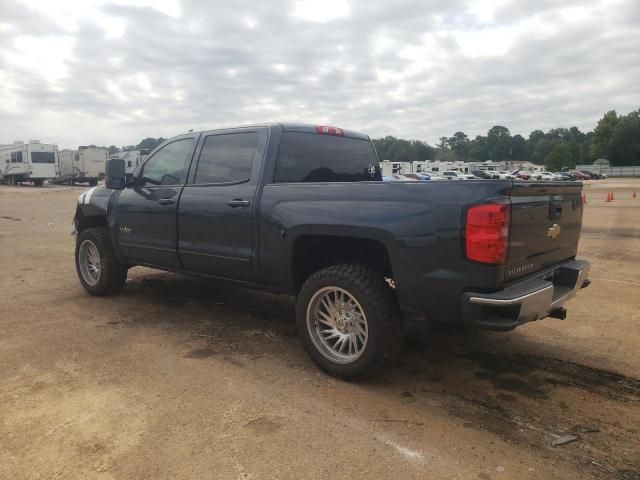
[0,141,58,186]
[109,149,150,174]
[380,160,411,177]
[57,146,107,186]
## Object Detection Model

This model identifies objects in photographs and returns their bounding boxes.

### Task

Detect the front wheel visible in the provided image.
[296,265,402,379]
[75,227,127,295]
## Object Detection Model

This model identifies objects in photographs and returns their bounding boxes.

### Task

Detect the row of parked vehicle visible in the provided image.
[383,169,607,182]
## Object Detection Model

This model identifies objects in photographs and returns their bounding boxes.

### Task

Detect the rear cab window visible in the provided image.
[274,131,381,183]
[194,132,258,184]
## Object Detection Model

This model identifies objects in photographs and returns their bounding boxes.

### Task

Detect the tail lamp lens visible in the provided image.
[466,204,510,264]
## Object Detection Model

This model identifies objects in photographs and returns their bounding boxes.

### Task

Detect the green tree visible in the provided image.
[137,137,165,151]
[547,128,570,140]
[569,126,586,143]
[410,140,436,161]
[608,110,640,166]
[545,144,573,171]
[108,145,119,155]
[531,138,560,164]
[487,126,511,161]
[590,110,619,159]
[435,136,450,160]
[372,137,435,162]
[447,131,469,161]
[511,134,526,161]
[372,136,397,160]
[528,130,545,144]
[525,130,545,161]
[388,138,413,161]
[468,135,489,161]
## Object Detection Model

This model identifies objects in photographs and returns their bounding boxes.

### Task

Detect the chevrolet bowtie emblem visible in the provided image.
[547,223,561,239]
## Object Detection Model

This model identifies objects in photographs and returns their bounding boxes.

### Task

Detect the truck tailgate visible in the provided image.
[506,182,583,282]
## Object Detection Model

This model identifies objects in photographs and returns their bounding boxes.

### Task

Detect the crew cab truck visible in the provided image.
[73,124,591,378]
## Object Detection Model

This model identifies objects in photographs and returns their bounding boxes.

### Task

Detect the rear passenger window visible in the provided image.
[194,133,258,184]
[274,132,381,183]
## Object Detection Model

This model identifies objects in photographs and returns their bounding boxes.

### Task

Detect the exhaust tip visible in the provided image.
[549,308,567,320]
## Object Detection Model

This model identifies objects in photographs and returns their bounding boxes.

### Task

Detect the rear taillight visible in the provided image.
[315,125,344,136]
[465,203,510,265]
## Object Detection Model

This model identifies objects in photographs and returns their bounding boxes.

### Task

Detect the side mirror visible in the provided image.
[105,159,126,190]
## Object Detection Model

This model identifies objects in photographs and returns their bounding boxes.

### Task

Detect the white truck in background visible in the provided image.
[57,146,107,186]
[0,141,58,186]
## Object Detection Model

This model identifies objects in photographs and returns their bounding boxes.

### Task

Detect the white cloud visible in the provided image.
[7,35,74,82]
[292,0,350,22]
[0,0,638,148]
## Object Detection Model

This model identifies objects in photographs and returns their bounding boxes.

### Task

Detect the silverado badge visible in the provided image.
[547,224,561,239]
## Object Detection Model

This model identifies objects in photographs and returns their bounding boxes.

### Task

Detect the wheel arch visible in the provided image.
[291,234,394,294]
[74,205,108,232]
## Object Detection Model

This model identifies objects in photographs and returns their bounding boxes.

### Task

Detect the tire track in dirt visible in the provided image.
[436,348,640,479]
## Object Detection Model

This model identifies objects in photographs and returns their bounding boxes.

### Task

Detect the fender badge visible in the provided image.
[547,224,561,239]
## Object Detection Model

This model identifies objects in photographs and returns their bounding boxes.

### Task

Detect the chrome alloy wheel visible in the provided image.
[306,286,369,364]
[78,239,101,286]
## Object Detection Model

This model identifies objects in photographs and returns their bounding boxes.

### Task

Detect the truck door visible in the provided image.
[177,128,266,281]
[116,136,197,268]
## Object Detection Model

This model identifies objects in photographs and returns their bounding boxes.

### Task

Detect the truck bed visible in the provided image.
[259,179,584,325]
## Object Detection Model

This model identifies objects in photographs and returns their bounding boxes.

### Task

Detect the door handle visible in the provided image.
[227,199,250,208]
[157,198,175,205]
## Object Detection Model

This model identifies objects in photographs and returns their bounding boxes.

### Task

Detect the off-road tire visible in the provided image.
[296,264,403,379]
[75,227,127,296]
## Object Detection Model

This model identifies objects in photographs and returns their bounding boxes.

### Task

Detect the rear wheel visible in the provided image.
[33,179,44,187]
[89,179,98,187]
[75,227,127,295]
[296,265,402,379]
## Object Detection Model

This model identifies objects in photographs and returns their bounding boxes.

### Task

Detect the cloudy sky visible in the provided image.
[1,0,639,149]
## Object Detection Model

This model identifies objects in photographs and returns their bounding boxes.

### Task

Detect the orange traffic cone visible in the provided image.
[633,191,637,199]
[605,192,611,202]
[582,193,587,204]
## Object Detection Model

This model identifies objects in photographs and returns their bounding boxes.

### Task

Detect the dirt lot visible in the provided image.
[1,178,639,479]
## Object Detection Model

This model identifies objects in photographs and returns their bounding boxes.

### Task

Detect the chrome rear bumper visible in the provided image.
[462,259,590,331]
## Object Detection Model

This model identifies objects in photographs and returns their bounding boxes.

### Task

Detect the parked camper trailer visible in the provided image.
[109,149,150,174]
[57,146,107,186]
[0,141,58,186]
[380,160,410,177]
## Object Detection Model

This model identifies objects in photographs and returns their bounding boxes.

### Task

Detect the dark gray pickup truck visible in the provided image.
[73,123,590,378]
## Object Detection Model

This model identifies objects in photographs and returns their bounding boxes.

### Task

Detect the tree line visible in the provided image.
[84,108,639,172]
[373,108,640,171]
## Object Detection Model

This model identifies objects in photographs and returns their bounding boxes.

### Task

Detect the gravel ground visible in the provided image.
[1,178,639,480]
